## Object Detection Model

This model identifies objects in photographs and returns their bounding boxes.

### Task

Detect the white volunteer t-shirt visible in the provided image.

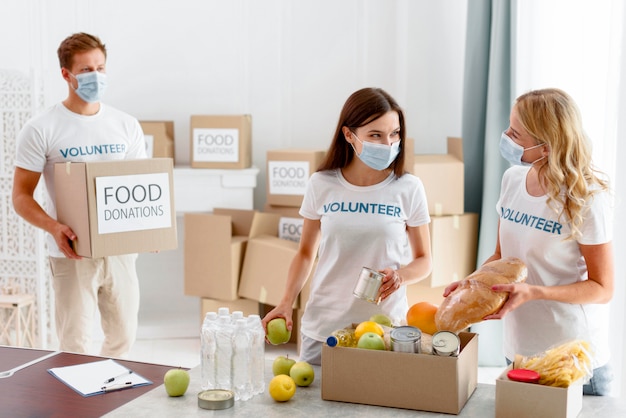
[15,102,147,257]
[496,165,613,368]
[299,169,430,342]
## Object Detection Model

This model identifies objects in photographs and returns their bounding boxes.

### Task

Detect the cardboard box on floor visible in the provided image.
[495,365,583,418]
[190,115,252,169]
[403,137,414,173]
[54,158,177,258]
[140,121,175,159]
[266,149,326,207]
[200,297,261,324]
[322,331,478,414]
[413,137,464,216]
[184,209,281,300]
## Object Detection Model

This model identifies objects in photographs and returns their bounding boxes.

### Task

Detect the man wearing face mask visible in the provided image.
[12,32,146,358]
[262,87,432,365]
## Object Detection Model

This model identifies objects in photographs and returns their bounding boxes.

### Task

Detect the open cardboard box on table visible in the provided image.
[322,331,478,414]
[495,364,583,418]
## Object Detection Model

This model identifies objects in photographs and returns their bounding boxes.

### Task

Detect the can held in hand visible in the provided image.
[390,326,422,353]
[432,330,460,356]
[353,267,384,304]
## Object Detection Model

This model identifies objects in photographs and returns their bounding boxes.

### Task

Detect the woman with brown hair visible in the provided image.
[262,87,432,364]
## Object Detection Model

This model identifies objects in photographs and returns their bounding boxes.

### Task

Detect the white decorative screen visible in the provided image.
[0,69,54,348]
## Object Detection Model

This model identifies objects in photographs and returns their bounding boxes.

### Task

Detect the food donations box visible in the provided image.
[495,364,583,418]
[322,332,478,414]
[140,120,175,159]
[190,114,252,169]
[54,158,177,258]
[266,149,326,207]
[412,137,464,216]
[184,210,280,300]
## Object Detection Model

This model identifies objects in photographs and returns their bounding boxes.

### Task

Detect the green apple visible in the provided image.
[266,318,291,345]
[289,361,315,387]
[163,368,190,397]
[357,331,386,350]
[272,355,296,376]
[369,313,393,327]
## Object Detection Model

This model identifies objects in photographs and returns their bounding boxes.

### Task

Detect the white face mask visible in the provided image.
[69,70,107,103]
[351,134,401,171]
[499,132,545,166]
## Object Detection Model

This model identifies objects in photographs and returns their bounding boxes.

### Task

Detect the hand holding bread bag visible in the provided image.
[435,257,527,333]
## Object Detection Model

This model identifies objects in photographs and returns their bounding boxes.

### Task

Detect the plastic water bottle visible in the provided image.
[247,314,265,395]
[215,310,234,390]
[232,318,252,400]
[231,310,244,323]
[200,311,218,390]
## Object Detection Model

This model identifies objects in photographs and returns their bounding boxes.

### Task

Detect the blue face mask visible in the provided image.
[351,133,401,171]
[499,131,545,166]
[69,71,107,103]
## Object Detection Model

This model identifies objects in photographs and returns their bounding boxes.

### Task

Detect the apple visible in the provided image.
[272,355,296,376]
[289,361,315,387]
[369,313,393,327]
[268,374,296,402]
[357,331,386,350]
[266,318,291,345]
[163,368,190,397]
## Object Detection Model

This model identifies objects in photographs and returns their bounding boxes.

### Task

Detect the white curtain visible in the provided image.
[515,0,625,397]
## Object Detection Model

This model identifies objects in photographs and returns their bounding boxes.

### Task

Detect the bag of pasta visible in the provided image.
[514,340,593,388]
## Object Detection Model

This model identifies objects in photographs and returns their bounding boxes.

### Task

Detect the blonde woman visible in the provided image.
[458,88,614,395]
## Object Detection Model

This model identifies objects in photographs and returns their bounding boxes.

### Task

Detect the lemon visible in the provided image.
[354,320,385,341]
[268,374,296,402]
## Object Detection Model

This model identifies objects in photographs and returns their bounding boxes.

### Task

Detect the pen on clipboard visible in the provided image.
[103,370,133,384]
[101,381,133,392]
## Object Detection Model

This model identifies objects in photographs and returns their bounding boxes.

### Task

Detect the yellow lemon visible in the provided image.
[268,374,296,402]
[354,320,385,342]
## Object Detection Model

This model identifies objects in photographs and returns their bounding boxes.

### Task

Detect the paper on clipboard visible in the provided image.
[48,359,152,397]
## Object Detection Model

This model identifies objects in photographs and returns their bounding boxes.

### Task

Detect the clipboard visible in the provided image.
[48,359,152,397]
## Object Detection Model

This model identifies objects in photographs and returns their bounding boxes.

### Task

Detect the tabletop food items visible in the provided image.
[434,257,528,333]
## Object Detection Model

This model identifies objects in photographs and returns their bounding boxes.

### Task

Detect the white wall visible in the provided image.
[0,0,468,337]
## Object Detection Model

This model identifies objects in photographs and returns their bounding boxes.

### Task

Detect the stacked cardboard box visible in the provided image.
[189,115,252,169]
[407,137,479,306]
[139,121,175,159]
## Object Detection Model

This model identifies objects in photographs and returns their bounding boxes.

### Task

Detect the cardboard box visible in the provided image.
[140,121,175,159]
[54,158,177,258]
[266,149,326,207]
[322,332,478,414]
[237,235,301,308]
[184,209,281,300]
[426,213,478,287]
[200,297,261,324]
[190,115,252,169]
[413,137,464,215]
[495,365,583,418]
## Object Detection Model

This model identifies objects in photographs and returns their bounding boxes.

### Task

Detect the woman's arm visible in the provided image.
[261,218,321,333]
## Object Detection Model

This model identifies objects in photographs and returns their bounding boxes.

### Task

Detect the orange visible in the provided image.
[354,320,385,341]
[406,301,439,335]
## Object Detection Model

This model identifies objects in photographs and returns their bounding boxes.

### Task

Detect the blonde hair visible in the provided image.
[514,88,609,240]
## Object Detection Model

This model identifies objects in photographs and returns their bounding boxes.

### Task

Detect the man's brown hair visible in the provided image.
[57,32,107,69]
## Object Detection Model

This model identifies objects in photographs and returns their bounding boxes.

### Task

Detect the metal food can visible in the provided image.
[390,326,422,353]
[352,267,384,304]
[197,389,235,410]
[432,330,461,356]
